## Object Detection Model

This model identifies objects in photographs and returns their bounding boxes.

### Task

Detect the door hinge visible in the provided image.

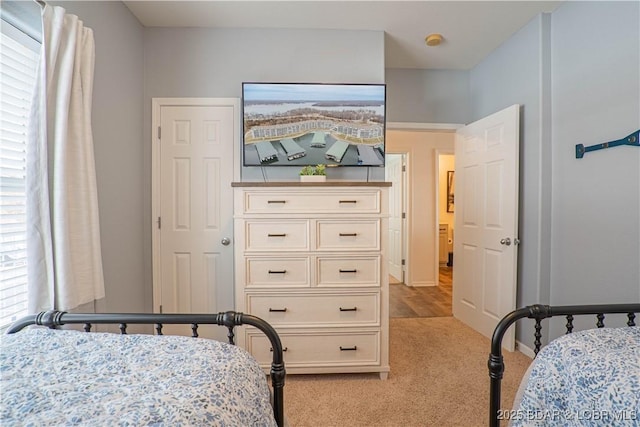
[159,305,163,314]
[157,126,161,139]
[402,212,406,219]
[157,216,161,229]
[401,259,405,266]
[402,165,406,172]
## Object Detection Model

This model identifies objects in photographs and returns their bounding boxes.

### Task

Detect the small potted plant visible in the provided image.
[299,164,327,182]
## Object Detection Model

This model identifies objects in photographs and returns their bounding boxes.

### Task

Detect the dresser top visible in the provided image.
[232,181,392,187]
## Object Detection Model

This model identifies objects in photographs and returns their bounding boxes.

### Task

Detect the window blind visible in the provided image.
[0,24,39,328]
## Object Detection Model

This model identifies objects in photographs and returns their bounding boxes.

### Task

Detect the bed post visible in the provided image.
[219,311,286,427]
[488,305,550,427]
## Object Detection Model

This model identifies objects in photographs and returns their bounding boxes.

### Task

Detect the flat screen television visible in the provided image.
[242,82,386,167]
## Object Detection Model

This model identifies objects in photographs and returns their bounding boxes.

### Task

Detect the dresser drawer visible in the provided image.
[242,190,381,214]
[245,220,309,251]
[316,220,380,251]
[245,257,310,287]
[246,293,379,326]
[246,330,380,367]
[317,256,380,287]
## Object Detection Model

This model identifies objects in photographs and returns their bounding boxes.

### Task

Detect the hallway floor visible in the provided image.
[389,266,452,318]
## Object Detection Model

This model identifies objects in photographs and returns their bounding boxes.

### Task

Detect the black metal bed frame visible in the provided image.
[488,303,640,427]
[6,310,285,427]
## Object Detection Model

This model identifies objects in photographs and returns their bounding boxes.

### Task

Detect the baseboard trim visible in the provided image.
[410,281,437,287]
[515,341,535,359]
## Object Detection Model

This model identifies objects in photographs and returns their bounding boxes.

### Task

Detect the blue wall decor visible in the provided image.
[575,130,639,159]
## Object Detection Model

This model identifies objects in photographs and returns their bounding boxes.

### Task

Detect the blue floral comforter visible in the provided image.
[0,328,276,426]
[510,327,640,426]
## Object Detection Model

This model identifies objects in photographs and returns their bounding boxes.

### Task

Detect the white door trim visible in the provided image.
[400,153,409,285]
[151,98,240,312]
[385,153,408,284]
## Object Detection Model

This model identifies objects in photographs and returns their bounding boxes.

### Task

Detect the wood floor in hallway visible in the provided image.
[389,266,452,318]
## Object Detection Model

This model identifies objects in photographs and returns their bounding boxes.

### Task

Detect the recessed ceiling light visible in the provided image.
[425,33,443,47]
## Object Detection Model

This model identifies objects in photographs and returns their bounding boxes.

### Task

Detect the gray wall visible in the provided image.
[44,5,386,315]
[142,27,386,311]
[469,14,553,343]
[50,2,640,342]
[549,1,639,305]
[143,27,386,184]
[385,68,470,124]
[468,1,639,343]
[56,1,146,313]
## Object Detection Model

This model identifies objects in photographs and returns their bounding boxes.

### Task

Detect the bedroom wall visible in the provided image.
[40,4,385,316]
[143,27,385,311]
[143,27,385,183]
[468,13,552,347]
[385,68,470,124]
[549,1,639,305]
[54,1,146,313]
[469,1,640,344]
[45,3,639,343]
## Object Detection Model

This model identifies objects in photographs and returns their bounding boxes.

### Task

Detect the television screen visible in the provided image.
[242,82,386,167]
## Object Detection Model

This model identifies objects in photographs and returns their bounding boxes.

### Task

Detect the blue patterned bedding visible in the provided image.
[0,328,276,426]
[510,327,640,426]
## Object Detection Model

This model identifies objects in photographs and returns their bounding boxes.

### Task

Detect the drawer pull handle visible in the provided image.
[339,200,357,204]
[268,233,287,237]
[340,346,357,351]
[268,270,287,274]
[269,308,287,312]
[270,347,288,352]
[339,233,358,237]
[339,307,358,312]
[267,200,287,204]
[339,269,357,273]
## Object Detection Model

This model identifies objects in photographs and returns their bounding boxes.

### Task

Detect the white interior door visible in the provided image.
[453,104,520,351]
[152,100,237,339]
[386,154,404,283]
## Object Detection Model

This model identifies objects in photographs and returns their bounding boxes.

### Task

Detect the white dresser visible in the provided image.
[233,182,391,379]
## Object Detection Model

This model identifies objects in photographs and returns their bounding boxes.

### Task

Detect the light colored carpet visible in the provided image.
[282,317,532,427]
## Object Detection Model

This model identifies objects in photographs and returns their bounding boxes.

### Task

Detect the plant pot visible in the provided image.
[299,175,326,182]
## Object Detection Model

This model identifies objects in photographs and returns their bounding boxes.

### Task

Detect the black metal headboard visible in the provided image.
[6,310,285,427]
[488,303,640,427]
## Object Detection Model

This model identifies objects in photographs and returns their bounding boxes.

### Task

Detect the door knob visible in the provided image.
[500,237,511,246]
[221,237,231,246]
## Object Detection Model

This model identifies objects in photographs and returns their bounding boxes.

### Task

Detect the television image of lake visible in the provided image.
[242,83,386,167]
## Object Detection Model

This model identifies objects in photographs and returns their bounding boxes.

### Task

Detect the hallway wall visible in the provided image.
[387,129,455,287]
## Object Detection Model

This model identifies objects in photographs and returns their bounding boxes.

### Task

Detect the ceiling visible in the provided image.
[123,1,561,70]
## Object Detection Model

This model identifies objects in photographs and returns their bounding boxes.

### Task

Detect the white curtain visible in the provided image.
[27,5,105,312]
